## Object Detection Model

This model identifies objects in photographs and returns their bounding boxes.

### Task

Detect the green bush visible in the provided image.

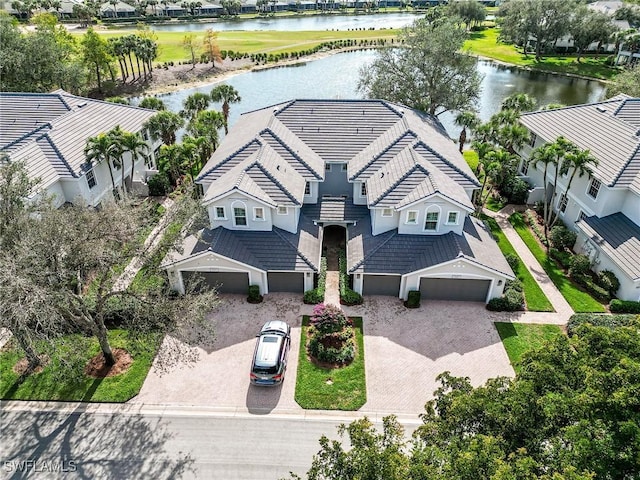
[549,225,577,251]
[506,279,524,293]
[579,277,610,303]
[505,253,520,273]
[568,254,591,278]
[610,300,640,314]
[405,290,420,308]
[308,331,355,364]
[549,248,573,270]
[567,312,638,335]
[338,249,363,305]
[147,172,171,196]
[525,210,547,245]
[247,284,263,303]
[487,281,524,311]
[341,288,363,306]
[597,270,620,296]
[501,176,530,205]
[304,288,323,305]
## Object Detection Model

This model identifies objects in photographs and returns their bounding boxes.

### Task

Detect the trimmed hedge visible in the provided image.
[303,256,327,304]
[338,249,363,306]
[404,290,420,308]
[610,300,640,314]
[567,312,638,335]
[486,279,525,312]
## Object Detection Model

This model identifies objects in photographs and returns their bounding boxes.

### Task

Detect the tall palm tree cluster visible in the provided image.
[10,0,62,19]
[108,34,158,84]
[142,84,241,192]
[84,127,149,198]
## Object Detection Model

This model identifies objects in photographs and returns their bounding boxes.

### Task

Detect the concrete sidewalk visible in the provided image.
[484,205,574,325]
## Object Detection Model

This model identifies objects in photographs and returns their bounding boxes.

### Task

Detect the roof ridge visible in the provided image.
[414,140,481,187]
[37,134,78,178]
[196,138,260,182]
[612,142,640,187]
[260,126,323,180]
[350,129,416,181]
[1,123,52,151]
[370,148,426,207]
[272,228,317,271]
[253,147,301,206]
[521,97,627,117]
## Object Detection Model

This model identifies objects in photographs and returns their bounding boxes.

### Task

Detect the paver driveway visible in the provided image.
[132,294,514,415]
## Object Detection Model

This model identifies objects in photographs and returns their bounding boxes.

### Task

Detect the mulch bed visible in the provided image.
[84,348,133,378]
[13,356,50,376]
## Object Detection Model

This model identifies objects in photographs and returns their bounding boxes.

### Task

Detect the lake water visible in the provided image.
[138,12,419,32]
[142,50,607,138]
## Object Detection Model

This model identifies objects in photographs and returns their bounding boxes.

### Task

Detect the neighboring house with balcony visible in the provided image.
[0,90,161,208]
[517,95,640,301]
[163,99,514,303]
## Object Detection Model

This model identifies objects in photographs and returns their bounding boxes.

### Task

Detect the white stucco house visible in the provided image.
[163,99,514,303]
[0,90,161,208]
[517,95,640,301]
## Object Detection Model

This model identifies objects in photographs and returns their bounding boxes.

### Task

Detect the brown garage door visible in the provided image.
[267,272,304,292]
[362,274,401,296]
[182,271,249,294]
[419,278,490,302]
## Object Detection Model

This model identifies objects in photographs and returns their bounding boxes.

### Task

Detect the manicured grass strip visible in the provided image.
[464,27,618,80]
[0,329,161,402]
[485,195,507,212]
[295,316,366,410]
[483,215,553,312]
[495,322,563,374]
[509,212,605,313]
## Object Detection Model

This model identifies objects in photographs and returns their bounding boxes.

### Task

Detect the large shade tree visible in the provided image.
[358,18,482,116]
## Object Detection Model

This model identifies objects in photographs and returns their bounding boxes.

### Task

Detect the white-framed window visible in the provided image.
[381,208,393,217]
[406,210,418,224]
[86,169,97,189]
[233,206,247,226]
[424,211,439,231]
[341,164,348,172]
[528,132,537,148]
[360,183,367,196]
[304,182,311,195]
[558,193,568,213]
[278,206,288,215]
[520,161,529,176]
[254,207,265,221]
[214,206,226,219]
[578,211,588,222]
[446,211,459,225]
[587,178,601,199]
[325,164,331,172]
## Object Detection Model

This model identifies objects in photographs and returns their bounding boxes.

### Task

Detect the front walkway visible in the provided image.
[483,205,574,325]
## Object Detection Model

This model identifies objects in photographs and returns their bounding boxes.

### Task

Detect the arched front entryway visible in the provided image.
[322,225,346,271]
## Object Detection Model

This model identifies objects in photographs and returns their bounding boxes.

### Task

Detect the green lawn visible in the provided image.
[464,27,619,81]
[463,150,479,172]
[495,322,563,373]
[295,316,366,410]
[94,29,399,63]
[0,329,161,402]
[509,213,606,313]
[485,195,507,212]
[483,215,553,312]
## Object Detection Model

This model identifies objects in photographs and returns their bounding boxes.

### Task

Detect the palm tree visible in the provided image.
[181,93,211,122]
[454,110,480,154]
[500,93,536,113]
[84,133,119,195]
[144,110,184,145]
[139,97,166,110]
[157,144,186,187]
[210,84,241,134]
[120,132,149,193]
[107,126,127,193]
[187,110,224,150]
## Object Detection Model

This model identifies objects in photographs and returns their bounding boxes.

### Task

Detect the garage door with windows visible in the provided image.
[363,274,401,296]
[419,278,490,302]
[182,271,249,294]
[267,272,304,292]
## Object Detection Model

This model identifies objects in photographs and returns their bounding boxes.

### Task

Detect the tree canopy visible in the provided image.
[358,18,482,116]
[608,64,640,98]
[290,319,640,479]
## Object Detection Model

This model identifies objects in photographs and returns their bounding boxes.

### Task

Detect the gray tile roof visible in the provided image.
[576,213,640,280]
[165,213,321,272]
[0,90,156,189]
[520,97,640,193]
[301,198,369,223]
[347,215,514,278]
[198,99,479,210]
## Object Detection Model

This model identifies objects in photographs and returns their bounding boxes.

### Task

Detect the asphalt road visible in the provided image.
[0,404,422,480]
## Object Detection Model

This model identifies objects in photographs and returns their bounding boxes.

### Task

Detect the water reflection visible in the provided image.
[139,50,607,138]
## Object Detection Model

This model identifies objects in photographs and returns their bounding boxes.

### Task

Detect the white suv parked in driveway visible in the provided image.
[250,320,291,386]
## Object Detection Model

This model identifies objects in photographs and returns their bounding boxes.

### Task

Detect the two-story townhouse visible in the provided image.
[163,99,514,303]
[0,90,162,208]
[517,95,640,301]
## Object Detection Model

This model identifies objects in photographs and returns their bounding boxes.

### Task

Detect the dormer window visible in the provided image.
[446,211,458,225]
[254,207,265,220]
[406,210,418,224]
[424,211,439,231]
[233,206,247,226]
[214,206,226,219]
[587,178,601,199]
[360,183,367,196]
[278,206,288,215]
[381,208,393,217]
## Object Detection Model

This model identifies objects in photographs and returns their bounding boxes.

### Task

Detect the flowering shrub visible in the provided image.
[310,303,348,334]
